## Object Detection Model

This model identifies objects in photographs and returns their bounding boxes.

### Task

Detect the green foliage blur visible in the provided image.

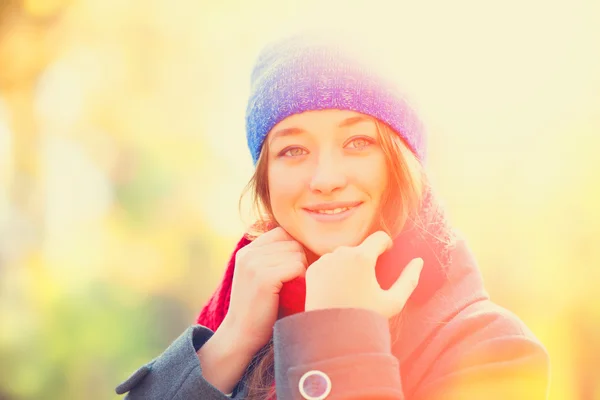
[0,1,599,399]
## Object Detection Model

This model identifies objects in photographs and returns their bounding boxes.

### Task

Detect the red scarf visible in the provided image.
[196,187,455,393]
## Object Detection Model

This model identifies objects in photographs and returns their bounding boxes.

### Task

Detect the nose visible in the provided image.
[309,154,347,194]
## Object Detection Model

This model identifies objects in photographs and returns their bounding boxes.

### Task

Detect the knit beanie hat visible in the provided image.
[245,33,427,165]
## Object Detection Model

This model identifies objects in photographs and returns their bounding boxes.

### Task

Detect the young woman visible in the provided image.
[116,34,550,400]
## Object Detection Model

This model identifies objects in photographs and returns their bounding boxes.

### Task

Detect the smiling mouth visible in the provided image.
[303,201,363,213]
[302,202,363,221]
[310,206,356,215]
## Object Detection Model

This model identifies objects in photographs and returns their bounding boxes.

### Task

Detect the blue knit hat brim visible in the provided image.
[245,36,426,165]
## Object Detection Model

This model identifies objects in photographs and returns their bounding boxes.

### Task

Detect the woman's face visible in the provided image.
[267,109,389,258]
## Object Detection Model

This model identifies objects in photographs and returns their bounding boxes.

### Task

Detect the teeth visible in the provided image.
[315,207,352,215]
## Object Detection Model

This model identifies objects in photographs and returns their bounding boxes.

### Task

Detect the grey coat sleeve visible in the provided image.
[272,306,549,400]
[273,308,404,400]
[115,325,247,399]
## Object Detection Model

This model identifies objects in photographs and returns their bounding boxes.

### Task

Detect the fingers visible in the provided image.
[276,261,307,283]
[260,240,305,257]
[267,241,307,266]
[383,257,424,317]
[252,226,294,247]
[253,255,306,291]
[248,227,307,265]
[261,251,307,269]
[356,231,393,260]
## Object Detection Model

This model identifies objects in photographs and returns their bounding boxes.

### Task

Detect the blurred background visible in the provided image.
[0,0,598,398]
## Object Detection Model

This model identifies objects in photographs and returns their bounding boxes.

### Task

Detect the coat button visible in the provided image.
[298,370,332,399]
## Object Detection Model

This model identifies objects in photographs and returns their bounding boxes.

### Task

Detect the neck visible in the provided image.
[304,247,319,266]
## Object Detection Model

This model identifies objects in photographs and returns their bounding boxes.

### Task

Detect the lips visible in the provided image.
[311,206,354,215]
[302,201,363,222]
[303,201,363,213]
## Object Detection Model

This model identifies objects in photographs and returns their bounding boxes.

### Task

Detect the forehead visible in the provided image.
[270,109,372,132]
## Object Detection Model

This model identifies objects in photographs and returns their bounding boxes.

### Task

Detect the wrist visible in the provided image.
[197,326,255,396]
[212,319,257,361]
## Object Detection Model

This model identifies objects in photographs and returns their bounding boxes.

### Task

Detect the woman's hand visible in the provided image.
[217,227,308,356]
[304,231,424,319]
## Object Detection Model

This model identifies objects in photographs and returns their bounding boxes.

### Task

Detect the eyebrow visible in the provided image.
[269,116,372,145]
[268,127,306,146]
[338,115,371,128]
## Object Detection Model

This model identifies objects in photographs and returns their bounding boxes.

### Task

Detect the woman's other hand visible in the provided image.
[217,227,307,356]
[305,231,424,318]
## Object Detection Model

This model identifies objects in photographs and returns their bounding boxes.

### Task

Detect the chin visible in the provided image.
[302,231,367,256]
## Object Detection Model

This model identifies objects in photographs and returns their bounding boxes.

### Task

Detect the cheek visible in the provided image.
[374,168,388,201]
[268,166,305,215]
[354,156,388,202]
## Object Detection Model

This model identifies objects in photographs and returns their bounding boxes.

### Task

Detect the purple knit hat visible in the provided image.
[245,33,427,165]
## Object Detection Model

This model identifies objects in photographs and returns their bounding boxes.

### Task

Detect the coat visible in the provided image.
[115,231,550,399]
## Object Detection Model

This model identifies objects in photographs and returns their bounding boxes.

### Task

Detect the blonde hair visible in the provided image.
[238,118,427,399]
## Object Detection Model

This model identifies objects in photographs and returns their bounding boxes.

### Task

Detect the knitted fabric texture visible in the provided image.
[245,34,427,165]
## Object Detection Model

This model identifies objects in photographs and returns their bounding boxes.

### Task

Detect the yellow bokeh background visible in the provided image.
[0,0,599,399]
